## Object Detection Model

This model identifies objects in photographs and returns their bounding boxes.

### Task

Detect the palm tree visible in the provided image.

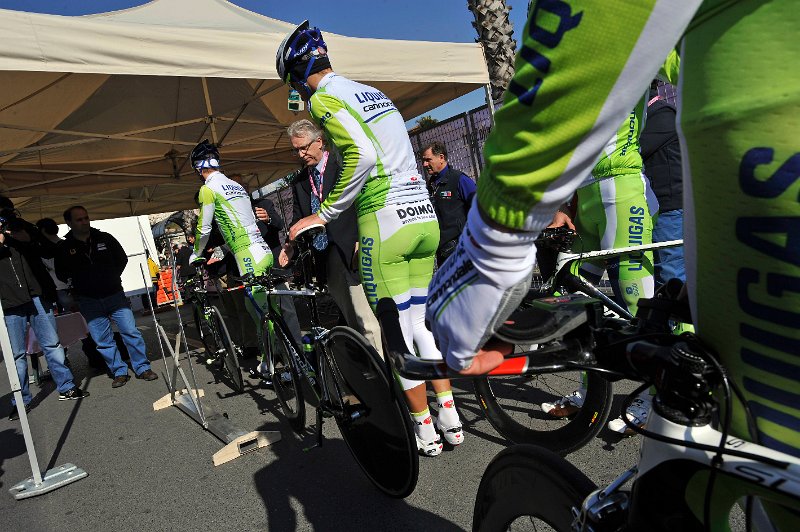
[468,0,518,102]
[416,115,439,131]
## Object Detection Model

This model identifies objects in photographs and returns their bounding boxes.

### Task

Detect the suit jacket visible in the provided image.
[290,151,359,272]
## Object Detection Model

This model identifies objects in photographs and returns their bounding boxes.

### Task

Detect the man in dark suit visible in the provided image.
[278,119,382,354]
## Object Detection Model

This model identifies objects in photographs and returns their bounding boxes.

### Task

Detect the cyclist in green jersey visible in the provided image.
[276,22,464,456]
[543,105,661,434]
[427,0,800,463]
[188,140,290,356]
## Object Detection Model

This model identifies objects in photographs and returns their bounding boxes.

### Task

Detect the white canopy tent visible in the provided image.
[0,0,490,220]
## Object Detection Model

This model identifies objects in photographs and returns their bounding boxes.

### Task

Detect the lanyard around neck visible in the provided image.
[309,151,329,201]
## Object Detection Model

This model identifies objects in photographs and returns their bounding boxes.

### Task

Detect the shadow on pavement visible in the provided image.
[253,434,463,531]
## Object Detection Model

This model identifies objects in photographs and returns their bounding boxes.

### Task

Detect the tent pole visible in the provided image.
[201,78,219,145]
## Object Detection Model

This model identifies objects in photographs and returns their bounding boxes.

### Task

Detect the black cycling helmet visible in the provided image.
[275,20,328,86]
[190,139,220,172]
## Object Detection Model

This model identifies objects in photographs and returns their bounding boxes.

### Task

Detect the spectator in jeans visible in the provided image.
[1,196,89,420]
[55,206,158,388]
[641,81,686,287]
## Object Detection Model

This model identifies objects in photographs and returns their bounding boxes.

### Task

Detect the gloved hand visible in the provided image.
[426,206,538,373]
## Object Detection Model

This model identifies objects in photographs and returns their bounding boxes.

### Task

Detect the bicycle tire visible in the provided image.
[473,444,597,532]
[326,326,419,498]
[474,366,612,455]
[264,317,306,432]
[209,306,243,394]
[194,304,218,361]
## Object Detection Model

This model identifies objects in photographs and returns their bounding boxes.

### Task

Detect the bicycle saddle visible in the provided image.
[294,223,325,243]
[495,293,594,344]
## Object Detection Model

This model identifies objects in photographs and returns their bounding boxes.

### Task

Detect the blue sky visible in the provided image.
[0,0,529,125]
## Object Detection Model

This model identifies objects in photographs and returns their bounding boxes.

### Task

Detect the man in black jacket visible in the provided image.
[277,120,382,354]
[1,197,88,419]
[56,206,158,388]
[641,82,685,287]
[420,141,477,264]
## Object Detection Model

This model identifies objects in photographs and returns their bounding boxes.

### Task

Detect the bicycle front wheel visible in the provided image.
[325,326,418,498]
[209,306,243,393]
[473,444,597,532]
[264,317,306,432]
[474,366,612,455]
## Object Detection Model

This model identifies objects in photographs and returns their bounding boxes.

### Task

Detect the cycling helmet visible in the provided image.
[190,140,220,172]
[276,20,329,88]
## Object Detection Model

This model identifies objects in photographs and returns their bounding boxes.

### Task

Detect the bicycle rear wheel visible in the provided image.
[473,444,596,532]
[325,326,418,498]
[264,317,306,432]
[474,362,612,455]
[209,306,243,393]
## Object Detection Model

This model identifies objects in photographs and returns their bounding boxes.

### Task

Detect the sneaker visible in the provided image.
[135,369,158,381]
[58,388,90,401]
[111,375,130,388]
[415,432,443,457]
[435,417,465,446]
[541,388,585,418]
[9,403,31,421]
[607,396,651,435]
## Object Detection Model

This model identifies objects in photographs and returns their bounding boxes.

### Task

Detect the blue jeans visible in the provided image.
[4,297,76,405]
[652,209,686,287]
[77,292,151,377]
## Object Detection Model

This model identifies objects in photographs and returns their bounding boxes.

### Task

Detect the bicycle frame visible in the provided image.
[241,258,363,434]
[576,410,800,531]
[542,239,684,321]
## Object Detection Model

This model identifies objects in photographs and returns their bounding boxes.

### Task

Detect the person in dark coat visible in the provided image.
[0,196,88,419]
[277,119,383,354]
[420,141,476,264]
[56,205,158,389]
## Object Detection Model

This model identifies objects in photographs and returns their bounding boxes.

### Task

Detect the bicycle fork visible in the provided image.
[572,466,636,531]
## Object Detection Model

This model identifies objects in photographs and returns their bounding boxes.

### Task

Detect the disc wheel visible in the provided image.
[473,444,597,532]
[326,326,418,498]
[474,362,612,455]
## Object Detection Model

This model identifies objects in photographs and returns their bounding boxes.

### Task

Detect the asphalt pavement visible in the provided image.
[0,301,648,531]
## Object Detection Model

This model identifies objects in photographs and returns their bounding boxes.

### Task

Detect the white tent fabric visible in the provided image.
[0,0,489,219]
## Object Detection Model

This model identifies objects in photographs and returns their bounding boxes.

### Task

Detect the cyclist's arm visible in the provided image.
[192,185,215,262]
[310,92,377,223]
[476,2,698,233]
[429,1,702,373]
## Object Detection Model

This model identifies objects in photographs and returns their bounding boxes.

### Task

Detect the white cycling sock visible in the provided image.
[412,407,437,442]
[436,391,460,427]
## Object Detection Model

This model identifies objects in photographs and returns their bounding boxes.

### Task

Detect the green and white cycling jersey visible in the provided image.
[192,171,273,328]
[308,72,444,389]
[192,171,267,258]
[455,0,800,460]
[309,73,428,221]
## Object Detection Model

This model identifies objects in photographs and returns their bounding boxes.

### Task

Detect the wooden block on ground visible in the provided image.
[152,388,205,411]
[212,431,282,467]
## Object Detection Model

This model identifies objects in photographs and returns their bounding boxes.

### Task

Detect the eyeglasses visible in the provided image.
[292,138,320,155]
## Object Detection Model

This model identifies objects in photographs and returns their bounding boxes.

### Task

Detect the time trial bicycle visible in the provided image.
[241,224,419,498]
[377,289,800,531]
